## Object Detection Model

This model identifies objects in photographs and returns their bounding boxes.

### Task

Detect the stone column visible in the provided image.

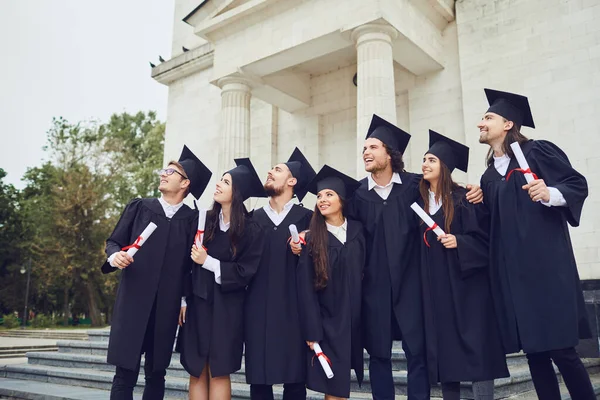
[351,23,398,176]
[217,76,252,174]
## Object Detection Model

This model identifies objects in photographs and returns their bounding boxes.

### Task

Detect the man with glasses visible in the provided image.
[101,145,211,400]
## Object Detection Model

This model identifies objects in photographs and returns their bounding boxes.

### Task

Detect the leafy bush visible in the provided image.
[2,314,20,329]
[30,313,54,328]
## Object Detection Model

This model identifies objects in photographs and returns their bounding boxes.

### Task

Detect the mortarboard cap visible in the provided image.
[426,130,470,173]
[226,158,268,201]
[365,114,411,153]
[307,165,361,201]
[178,145,212,199]
[485,88,535,129]
[284,147,317,201]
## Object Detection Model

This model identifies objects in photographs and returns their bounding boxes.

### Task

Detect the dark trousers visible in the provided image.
[369,313,430,400]
[110,300,167,400]
[250,383,306,400]
[526,347,595,400]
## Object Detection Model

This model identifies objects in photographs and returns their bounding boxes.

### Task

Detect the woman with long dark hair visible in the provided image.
[418,131,508,400]
[296,165,365,400]
[178,158,266,400]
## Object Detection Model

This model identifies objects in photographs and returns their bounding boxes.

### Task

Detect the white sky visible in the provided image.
[0,0,174,188]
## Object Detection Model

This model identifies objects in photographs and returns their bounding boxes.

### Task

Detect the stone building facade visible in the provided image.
[153,0,600,279]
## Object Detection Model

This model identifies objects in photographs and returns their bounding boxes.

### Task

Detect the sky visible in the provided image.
[0,0,175,188]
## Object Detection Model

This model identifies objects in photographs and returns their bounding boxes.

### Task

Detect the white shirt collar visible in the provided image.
[367,172,402,191]
[326,218,348,233]
[266,198,295,215]
[158,196,184,217]
[219,210,230,232]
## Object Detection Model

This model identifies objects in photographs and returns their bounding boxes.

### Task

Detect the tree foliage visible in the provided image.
[0,112,165,326]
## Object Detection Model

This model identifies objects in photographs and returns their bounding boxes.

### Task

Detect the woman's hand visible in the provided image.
[438,234,457,249]
[306,341,316,351]
[191,244,208,264]
[179,306,187,326]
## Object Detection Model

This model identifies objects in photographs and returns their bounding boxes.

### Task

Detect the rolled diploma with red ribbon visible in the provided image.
[313,343,334,379]
[195,209,207,249]
[125,222,158,257]
[410,202,445,237]
[510,142,535,184]
[289,224,302,248]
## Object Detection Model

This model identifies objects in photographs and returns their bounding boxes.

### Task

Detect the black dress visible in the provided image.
[346,173,425,359]
[101,198,196,372]
[296,219,366,398]
[178,216,264,377]
[244,205,313,385]
[418,188,509,383]
[480,140,591,354]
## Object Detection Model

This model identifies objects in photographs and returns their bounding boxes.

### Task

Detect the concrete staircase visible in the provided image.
[1,329,600,399]
[0,330,89,341]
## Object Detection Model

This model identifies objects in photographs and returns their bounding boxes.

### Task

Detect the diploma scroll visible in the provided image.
[289,224,302,248]
[122,222,158,257]
[509,142,536,184]
[195,209,207,250]
[410,203,445,237]
[313,343,334,379]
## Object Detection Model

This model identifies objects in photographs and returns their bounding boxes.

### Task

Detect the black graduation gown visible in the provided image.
[101,198,196,372]
[418,189,508,383]
[347,172,425,359]
[296,220,366,399]
[244,205,313,385]
[480,139,591,354]
[179,217,264,378]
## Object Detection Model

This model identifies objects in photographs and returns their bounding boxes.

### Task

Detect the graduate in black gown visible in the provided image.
[296,165,365,400]
[346,115,483,400]
[179,158,266,400]
[101,145,211,400]
[417,131,508,400]
[244,148,316,400]
[477,89,594,400]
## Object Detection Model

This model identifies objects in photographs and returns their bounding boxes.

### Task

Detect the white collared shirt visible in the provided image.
[263,198,295,226]
[109,196,183,267]
[157,196,184,218]
[368,172,402,200]
[493,154,566,207]
[326,219,348,244]
[428,190,442,215]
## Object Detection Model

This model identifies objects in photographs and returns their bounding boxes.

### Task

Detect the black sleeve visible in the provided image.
[529,140,588,227]
[455,202,490,275]
[101,199,142,274]
[220,222,265,292]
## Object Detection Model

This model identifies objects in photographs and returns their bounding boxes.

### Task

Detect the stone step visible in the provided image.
[54,339,529,373]
[0,346,58,359]
[23,349,600,398]
[0,366,373,399]
[0,330,88,341]
[87,329,111,342]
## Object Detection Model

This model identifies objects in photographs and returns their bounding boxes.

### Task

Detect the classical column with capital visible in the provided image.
[217,76,252,174]
[351,23,399,176]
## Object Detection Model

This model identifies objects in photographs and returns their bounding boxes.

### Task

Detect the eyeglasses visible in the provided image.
[158,168,188,180]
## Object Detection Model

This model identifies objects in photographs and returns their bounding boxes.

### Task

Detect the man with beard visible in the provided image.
[347,115,483,400]
[101,145,211,400]
[478,89,593,400]
[244,148,316,400]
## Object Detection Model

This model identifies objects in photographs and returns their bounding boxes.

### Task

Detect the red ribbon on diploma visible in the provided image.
[287,236,307,246]
[423,224,438,248]
[122,236,143,251]
[506,168,538,181]
[311,352,332,368]
[195,230,207,251]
